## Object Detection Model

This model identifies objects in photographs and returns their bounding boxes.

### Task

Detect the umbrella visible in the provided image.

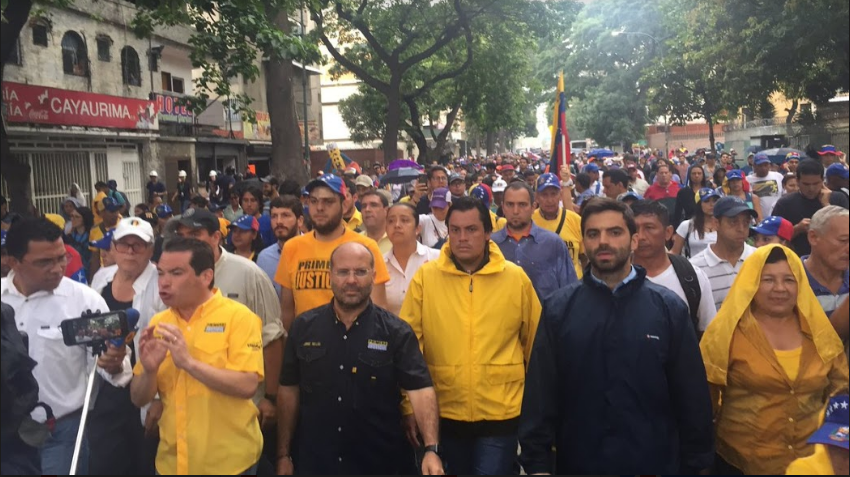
[380,167,422,186]
[760,147,805,165]
[388,159,422,171]
[745,145,763,154]
[587,148,614,158]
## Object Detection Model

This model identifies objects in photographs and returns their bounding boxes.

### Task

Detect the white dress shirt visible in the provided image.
[383,242,441,316]
[1,273,133,420]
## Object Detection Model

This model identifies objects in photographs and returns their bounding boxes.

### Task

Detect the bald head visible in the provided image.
[330,242,375,271]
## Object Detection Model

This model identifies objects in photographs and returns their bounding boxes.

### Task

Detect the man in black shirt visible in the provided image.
[277,242,442,475]
[411,166,450,215]
[773,159,850,256]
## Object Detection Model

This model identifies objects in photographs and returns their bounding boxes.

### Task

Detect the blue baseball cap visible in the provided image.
[696,187,721,204]
[826,163,849,180]
[726,170,744,181]
[0,230,6,248]
[98,197,122,213]
[617,191,643,202]
[470,185,490,208]
[90,230,114,251]
[306,174,346,197]
[750,216,793,242]
[753,153,771,165]
[536,173,561,192]
[228,214,259,232]
[713,196,758,219]
[155,204,173,218]
[807,394,848,450]
[300,187,309,197]
[583,164,599,174]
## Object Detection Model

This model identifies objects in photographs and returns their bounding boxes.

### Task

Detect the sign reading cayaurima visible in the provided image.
[2,82,158,130]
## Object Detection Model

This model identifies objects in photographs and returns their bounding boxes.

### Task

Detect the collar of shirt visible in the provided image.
[492,222,541,244]
[1,270,73,298]
[703,243,756,268]
[330,299,374,327]
[90,262,158,297]
[588,265,638,293]
[802,255,850,294]
[450,245,490,275]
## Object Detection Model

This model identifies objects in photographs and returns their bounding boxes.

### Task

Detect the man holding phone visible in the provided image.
[409,166,450,215]
[1,218,132,475]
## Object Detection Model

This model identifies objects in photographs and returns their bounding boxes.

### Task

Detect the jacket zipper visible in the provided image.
[469,277,473,292]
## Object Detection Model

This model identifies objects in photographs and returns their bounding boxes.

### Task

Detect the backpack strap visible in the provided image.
[668,253,702,338]
[554,209,568,236]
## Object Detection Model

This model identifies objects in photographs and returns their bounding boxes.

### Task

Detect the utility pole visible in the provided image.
[301,4,310,166]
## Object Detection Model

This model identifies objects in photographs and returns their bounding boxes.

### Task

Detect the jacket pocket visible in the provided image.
[485,363,525,385]
[295,346,328,395]
[355,352,396,409]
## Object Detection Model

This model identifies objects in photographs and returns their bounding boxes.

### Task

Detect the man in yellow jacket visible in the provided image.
[400,196,542,475]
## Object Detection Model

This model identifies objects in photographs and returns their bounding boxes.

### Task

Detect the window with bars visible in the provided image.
[32,23,49,47]
[97,36,112,61]
[121,46,142,86]
[61,31,88,76]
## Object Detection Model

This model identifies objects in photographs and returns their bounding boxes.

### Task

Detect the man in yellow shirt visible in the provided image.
[89,197,122,275]
[92,181,109,225]
[131,237,264,475]
[342,178,363,232]
[276,174,390,331]
[787,394,849,475]
[532,173,585,278]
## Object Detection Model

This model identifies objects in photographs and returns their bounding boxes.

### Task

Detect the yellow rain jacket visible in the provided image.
[700,244,849,475]
[400,240,541,422]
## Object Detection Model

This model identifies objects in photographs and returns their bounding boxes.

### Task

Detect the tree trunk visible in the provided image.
[432,102,461,165]
[383,79,402,163]
[266,10,309,185]
[1,0,35,215]
[706,111,716,155]
[486,131,496,155]
[785,99,798,139]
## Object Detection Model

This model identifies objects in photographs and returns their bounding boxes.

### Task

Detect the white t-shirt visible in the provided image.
[746,171,785,215]
[647,263,718,331]
[419,214,447,248]
[676,219,717,258]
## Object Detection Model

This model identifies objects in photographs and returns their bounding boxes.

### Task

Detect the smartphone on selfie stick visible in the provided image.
[60,308,139,475]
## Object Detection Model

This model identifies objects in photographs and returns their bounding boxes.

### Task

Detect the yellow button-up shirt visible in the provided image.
[133,290,265,475]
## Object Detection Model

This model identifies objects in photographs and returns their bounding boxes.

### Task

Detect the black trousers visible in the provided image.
[87,382,147,475]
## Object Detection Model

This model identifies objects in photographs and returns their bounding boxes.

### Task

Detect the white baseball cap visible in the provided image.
[149,170,158,177]
[492,179,508,193]
[209,170,218,177]
[178,170,187,178]
[113,217,155,244]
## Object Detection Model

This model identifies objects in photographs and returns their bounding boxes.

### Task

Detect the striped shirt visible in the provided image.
[801,256,849,316]
[690,244,757,311]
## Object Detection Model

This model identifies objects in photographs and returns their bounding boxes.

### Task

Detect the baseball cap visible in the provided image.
[750,216,794,242]
[113,217,155,243]
[0,230,6,248]
[177,208,220,235]
[430,188,450,209]
[536,173,561,192]
[617,191,643,202]
[807,394,848,450]
[470,185,490,208]
[98,197,122,213]
[818,144,840,156]
[209,170,218,177]
[753,153,771,165]
[344,167,358,176]
[747,152,755,158]
[583,164,599,174]
[355,175,374,189]
[43,214,65,232]
[713,196,758,219]
[260,175,279,185]
[300,187,309,197]
[696,188,721,204]
[785,151,801,162]
[155,204,173,218]
[178,170,187,178]
[449,173,463,184]
[492,179,508,193]
[826,163,849,180]
[500,164,515,172]
[726,170,744,181]
[149,170,158,177]
[228,214,259,232]
[306,174,346,197]
[90,230,114,251]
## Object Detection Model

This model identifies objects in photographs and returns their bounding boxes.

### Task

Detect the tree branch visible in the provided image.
[437,101,462,143]
[402,13,474,101]
[312,12,391,94]
[334,0,394,66]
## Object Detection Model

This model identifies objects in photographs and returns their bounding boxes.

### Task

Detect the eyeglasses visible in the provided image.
[24,254,68,270]
[114,241,150,253]
[332,268,372,278]
[432,176,449,183]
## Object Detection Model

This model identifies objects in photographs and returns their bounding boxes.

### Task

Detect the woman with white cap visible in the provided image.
[170,170,194,213]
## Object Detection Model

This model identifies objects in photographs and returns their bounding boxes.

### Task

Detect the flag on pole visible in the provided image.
[548,71,571,175]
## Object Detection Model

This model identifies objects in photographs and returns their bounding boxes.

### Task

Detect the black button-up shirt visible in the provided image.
[280,301,432,475]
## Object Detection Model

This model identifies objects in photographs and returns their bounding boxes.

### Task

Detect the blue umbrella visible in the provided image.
[760,147,805,165]
[380,167,422,186]
[745,145,763,154]
[587,148,614,158]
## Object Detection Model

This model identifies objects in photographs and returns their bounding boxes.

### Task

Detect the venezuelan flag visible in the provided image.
[548,71,571,174]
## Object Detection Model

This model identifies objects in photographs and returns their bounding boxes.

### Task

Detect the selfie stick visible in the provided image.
[69,309,140,475]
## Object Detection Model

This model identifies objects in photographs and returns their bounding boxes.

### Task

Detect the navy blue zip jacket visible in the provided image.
[518,265,714,475]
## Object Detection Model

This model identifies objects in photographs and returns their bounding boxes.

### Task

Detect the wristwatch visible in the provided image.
[423,444,442,457]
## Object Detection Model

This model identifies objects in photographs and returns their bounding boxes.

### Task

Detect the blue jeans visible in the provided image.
[441,434,517,475]
[41,411,89,475]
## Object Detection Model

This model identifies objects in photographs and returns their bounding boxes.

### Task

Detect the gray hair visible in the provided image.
[810,205,849,234]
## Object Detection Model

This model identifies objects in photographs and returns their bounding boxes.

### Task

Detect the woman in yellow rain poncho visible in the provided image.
[701,244,849,475]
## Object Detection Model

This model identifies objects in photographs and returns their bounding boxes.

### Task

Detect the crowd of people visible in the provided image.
[0,142,848,476]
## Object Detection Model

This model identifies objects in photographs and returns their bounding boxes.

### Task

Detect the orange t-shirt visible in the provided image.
[275,228,390,317]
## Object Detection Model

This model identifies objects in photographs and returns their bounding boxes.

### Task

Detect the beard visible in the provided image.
[587,244,632,274]
[313,209,344,235]
[332,283,372,310]
[274,225,298,242]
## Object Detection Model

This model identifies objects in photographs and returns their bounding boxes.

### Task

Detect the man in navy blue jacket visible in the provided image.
[519,198,714,475]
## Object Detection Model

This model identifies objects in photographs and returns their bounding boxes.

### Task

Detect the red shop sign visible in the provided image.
[2,82,158,130]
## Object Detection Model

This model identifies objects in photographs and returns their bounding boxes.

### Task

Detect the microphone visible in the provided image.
[109,308,140,347]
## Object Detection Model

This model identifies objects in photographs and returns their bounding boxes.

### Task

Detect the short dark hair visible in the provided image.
[656,162,671,172]
[360,190,389,207]
[580,197,637,237]
[388,203,419,227]
[782,173,796,187]
[796,159,824,179]
[343,179,356,198]
[94,181,108,190]
[427,165,448,180]
[447,196,492,234]
[503,181,534,202]
[240,186,264,206]
[603,169,629,189]
[629,200,670,227]
[75,206,95,231]
[575,173,592,189]
[279,179,301,197]
[190,196,209,208]
[135,203,149,213]
[6,218,63,260]
[162,236,216,289]
[269,195,303,218]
